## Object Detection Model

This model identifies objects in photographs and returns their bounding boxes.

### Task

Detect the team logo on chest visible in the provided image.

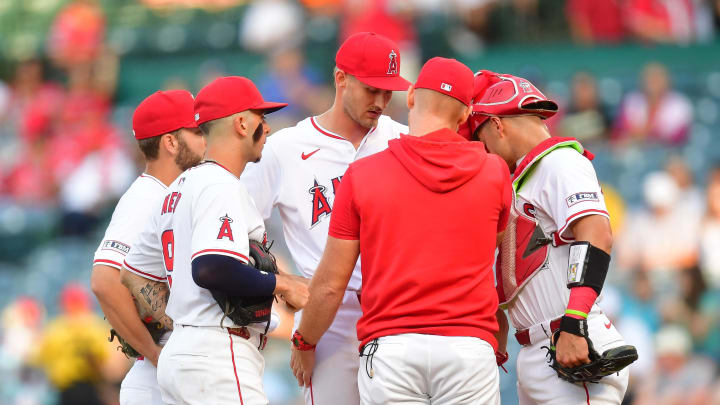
[308,176,343,227]
[217,214,234,241]
[387,50,398,75]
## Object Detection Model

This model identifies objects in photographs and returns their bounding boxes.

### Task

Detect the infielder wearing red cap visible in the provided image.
[292,57,510,405]
[473,75,632,404]
[153,76,308,405]
[241,32,410,405]
[92,89,205,405]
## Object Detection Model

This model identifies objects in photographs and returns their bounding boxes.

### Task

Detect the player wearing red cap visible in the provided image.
[154,76,309,405]
[290,57,510,405]
[469,72,632,404]
[91,90,206,405]
[241,32,411,405]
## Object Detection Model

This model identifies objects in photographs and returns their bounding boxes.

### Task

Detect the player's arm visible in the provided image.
[120,268,173,330]
[555,214,612,367]
[292,236,359,386]
[90,265,161,365]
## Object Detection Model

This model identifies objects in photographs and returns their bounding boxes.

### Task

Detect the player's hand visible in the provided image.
[290,346,315,387]
[554,331,590,368]
[276,274,310,310]
[146,345,163,367]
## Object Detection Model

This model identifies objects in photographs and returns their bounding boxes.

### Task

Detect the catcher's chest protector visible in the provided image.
[497,200,550,305]
[496,139,586,306]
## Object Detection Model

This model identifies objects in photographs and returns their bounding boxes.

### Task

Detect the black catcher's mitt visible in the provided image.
[543,329,638,384]
[109,319,168,359]
[211,240,279,328]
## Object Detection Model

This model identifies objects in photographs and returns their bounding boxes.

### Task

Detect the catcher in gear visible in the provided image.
[470,71,636,404]
[211,239,279,336]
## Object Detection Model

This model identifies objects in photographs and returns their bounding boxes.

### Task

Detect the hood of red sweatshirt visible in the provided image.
[388,128,488,193]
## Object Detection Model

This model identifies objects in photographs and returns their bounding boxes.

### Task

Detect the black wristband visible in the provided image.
[559,315,589,337]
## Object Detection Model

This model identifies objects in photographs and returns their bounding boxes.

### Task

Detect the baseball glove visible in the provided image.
[108,319,168,359]
[211,240,279,328]
[543,330,638,384]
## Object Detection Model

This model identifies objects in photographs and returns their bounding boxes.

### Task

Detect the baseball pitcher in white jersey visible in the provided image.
[153,76,309,405]
[241,31,411,405]
[91,90,206,405]
[470,72,636,404]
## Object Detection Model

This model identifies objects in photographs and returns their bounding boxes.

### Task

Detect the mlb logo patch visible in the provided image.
[440,83,452,92]
[566,192,599,207]
[194,113,200,121]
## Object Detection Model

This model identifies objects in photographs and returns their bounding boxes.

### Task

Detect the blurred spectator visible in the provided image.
[257,46,333,125]
[625,0,696,44]
[559,71,612,144]
[48,64,133,235]
[665,155,704,216]
[241,0,305,51]
[632,325,716,405]
[0,60,63,189]
[47,0,106,68]
[30,285,110,405]
[0,298,50,405]
[566,0,625,44]
[613,62,693,145]
[700,166,720,288]
[617,172,699,278]
[340,0,417,47]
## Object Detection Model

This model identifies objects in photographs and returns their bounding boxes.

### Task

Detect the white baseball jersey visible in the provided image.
[241,115,408,291]
[160,161,267,331]
[93,174,167,270]
[123,195,168,283]
[508,147,609,330]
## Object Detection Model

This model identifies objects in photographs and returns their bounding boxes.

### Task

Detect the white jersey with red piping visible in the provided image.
[507,146,609,330]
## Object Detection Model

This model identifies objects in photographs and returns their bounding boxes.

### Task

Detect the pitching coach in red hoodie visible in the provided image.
[290,57,512,405]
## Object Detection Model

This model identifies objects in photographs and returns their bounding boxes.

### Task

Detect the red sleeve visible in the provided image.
[497,160,512,233]
[328,165,360,240]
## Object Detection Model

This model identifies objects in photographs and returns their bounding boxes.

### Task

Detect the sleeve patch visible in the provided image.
[565,192,599,207]
[101,240,131,255]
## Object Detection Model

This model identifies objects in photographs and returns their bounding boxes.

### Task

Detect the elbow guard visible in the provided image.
[567,241,610,295]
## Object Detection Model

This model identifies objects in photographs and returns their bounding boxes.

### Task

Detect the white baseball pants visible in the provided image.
[515,311,630,405]
[156,324,268,405]
[358,333,500,405]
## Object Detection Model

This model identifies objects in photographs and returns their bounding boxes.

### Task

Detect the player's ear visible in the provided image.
[459,104,472,127]
[335,69,347,89]
[231,113,248,138]
[161,132,179,156]
[406,85,415,110]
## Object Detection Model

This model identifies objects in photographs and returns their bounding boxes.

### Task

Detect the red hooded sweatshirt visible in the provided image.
[329,128,512,350]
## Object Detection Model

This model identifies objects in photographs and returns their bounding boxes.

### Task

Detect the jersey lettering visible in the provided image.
[217,214,234,241]
[161,230,175,288]
[523,203,537,218]
[161,192,182,215]
[309,180,332,226]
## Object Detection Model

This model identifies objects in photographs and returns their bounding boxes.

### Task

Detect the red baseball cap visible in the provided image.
[194,76,287,125]
[335,32,411,91]
[414,57,474,106]
[132,90,198,140]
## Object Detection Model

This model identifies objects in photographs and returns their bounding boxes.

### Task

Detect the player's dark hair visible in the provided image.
[137,135,162,160]
[137,130,179,160]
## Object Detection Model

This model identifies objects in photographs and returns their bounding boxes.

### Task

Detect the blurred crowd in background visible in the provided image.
[1,0,720,404]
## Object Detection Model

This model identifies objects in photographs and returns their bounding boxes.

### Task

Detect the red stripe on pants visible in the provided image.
[229,334,245,405]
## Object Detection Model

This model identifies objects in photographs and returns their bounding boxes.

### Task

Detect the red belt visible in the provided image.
[228,327,267,350]
[515,317,562,346]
